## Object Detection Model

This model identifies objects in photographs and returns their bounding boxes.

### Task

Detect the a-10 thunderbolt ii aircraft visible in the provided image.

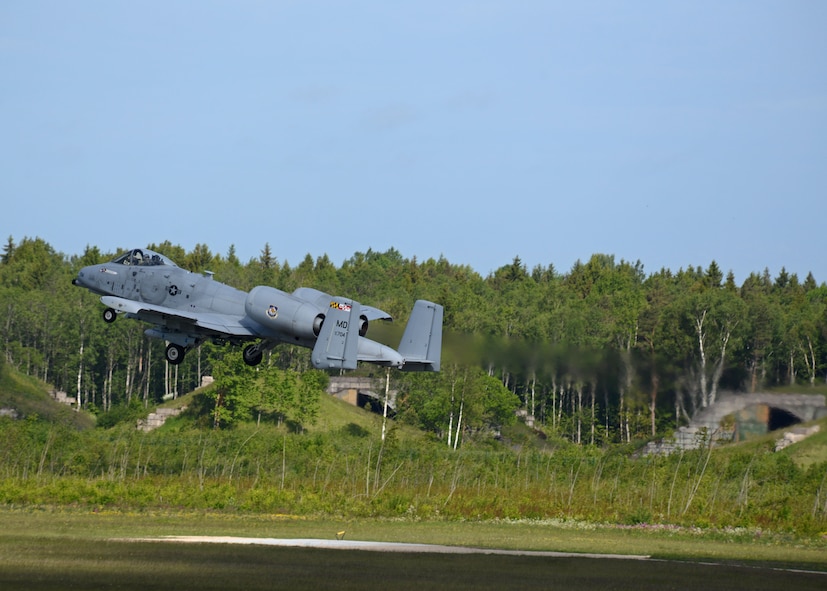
[72,248,442,371]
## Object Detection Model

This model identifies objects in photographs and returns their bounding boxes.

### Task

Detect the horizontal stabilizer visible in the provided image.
[398,300,443,372]
[311,298,360,370]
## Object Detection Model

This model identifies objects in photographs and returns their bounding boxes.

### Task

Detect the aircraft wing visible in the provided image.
[100,296,257,337]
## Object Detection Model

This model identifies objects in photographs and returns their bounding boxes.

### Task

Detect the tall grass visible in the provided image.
[1,416,825,537]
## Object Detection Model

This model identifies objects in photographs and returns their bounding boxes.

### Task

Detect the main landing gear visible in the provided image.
[161,342,265,366]
[143,334,266,368]
[243,344,263,367]
[165,343,186,365]
[166,343,263,367]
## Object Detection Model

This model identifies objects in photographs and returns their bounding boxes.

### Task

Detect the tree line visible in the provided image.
[1,236,825,444]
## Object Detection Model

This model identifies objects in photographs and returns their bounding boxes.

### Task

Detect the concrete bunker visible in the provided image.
[327,376,397,418]
[733,403,805,441]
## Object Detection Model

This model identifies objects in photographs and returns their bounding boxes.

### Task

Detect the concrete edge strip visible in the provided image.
[120,535,650,560]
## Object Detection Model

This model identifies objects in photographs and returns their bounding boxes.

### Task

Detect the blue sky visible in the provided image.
[2,1,826,283]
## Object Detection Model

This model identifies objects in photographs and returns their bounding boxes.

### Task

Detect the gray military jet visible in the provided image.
[72,248,442,371]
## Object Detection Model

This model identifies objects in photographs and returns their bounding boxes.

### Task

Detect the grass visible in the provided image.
[710,413,827,468]
[0,363,94,430]
[2,364,827,589]
[1,508,826,591]
[783,423,827,467]
[769,384,827,396]
[2,412,827,534]
[1,508,826,567]
[161,376,423,438]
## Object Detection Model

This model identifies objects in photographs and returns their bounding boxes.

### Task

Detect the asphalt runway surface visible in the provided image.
[6,535,824,590]
[123,535,827,591]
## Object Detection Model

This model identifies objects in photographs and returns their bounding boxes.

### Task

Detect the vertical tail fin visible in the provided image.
[311,299,360,370]
[398,300,443,372]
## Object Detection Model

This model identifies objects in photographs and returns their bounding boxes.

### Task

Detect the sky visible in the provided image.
[2,1,826,284]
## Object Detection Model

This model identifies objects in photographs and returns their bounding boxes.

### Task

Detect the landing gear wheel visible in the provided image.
[102,308,117,323]
[165,343,185,365]
[243,344,263,367]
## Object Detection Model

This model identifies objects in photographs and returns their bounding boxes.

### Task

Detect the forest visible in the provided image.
[1,235,826,445]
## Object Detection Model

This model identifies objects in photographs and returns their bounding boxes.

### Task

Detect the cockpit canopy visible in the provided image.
[112,248,178,267]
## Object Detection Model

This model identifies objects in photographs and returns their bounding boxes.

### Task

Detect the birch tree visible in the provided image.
[679,267,746,415]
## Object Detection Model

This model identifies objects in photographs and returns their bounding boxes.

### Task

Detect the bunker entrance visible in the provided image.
[734,404,802,441]
[357,392,396,418]
[767,407,799,432]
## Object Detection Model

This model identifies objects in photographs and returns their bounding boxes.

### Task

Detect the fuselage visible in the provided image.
[72,248,247,317]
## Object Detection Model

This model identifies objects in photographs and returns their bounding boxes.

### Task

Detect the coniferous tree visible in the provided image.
[1,236,15,264]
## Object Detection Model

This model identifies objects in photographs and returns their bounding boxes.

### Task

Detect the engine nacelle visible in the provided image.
[292,286,372,337]
[245,286,324,341]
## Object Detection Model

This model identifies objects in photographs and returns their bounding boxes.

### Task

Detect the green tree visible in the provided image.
[208,351,256,428]
[147,241,187,264]
[739,273,780,391]
[294,370,325,430]
[184,243,214,272]
[261,368,299,426]
[0,237,65,291]
[259,243,278,285]
[1,236,15,264]
[673,265,746,417]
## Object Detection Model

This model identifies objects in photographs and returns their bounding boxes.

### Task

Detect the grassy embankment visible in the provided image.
[3,389,826,534]
[1,362,827,586]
